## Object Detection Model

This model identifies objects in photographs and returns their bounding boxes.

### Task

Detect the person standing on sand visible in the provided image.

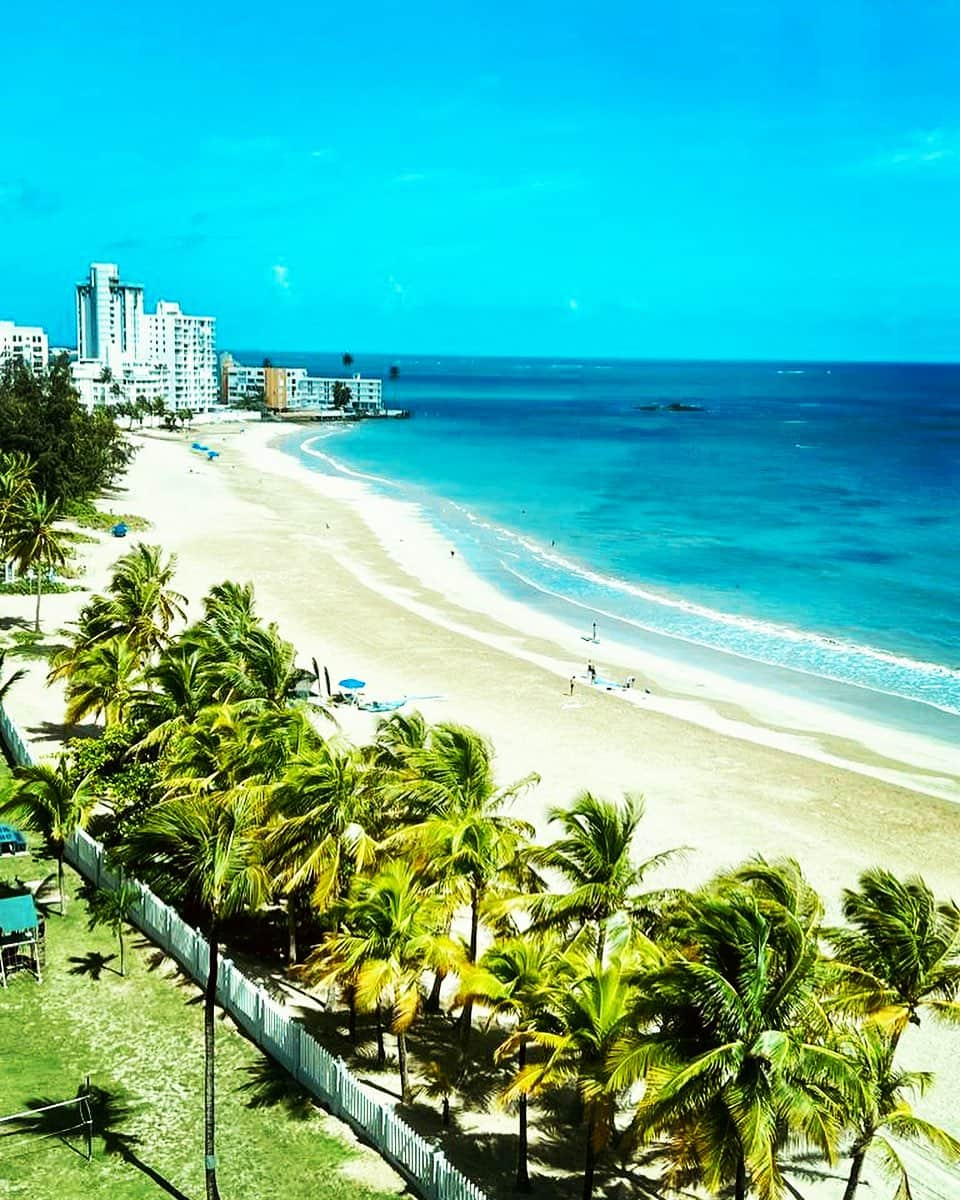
[587,662,596,682]
[569,676,576,696]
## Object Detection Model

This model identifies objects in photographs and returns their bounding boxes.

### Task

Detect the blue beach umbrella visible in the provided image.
[338,678,366,690]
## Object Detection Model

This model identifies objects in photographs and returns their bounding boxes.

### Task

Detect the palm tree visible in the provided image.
[0,450,35,546]
[501,949,637,1200]
[611,883,857,1200]
[120,787,272,1200]
[86,876,140,976]
[389,722,539,1045]
[457,933,571,1190]
[342,352,354,372]
[61,635,143,726]
[827,868,960,1050]
[520,791,683,957]
[4,491,69,631]
[305,860,460,1102]
[0,759,97,913]
[835,1023,960,1200]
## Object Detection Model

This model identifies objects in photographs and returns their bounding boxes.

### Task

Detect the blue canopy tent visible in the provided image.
[0,825,27,856]
[0,894,42,986]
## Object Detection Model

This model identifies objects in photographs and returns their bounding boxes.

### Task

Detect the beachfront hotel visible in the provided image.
[220,354,384,415]
[0,320,49,374]
[71,262,217,413]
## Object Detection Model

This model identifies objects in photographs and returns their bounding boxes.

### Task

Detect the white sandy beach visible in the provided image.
[3,420,960,1163]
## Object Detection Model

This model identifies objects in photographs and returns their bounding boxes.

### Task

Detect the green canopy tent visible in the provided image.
[0,894,42,986]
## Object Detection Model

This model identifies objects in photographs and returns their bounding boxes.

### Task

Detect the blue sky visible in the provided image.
[2,0,960,360]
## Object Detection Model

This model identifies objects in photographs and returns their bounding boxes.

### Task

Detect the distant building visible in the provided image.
[71,262,218,413]
[220,354,383,414]
[143,301,217,412]
[76,262,144,370]
[0,320,49,374]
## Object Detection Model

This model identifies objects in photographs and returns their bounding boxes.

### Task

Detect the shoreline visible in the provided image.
[267,423,960,804]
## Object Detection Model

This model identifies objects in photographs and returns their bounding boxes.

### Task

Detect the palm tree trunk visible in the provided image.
[583,1115,596,1200]
[375,1004,386,1068]
[347,983,358,1043]
[286,903,297,964]
[459,887,480,1048]
[735,1152,747,1200]
[842,1145,867,1200]
[34,566,42,632]
[517,1039,531,1191]
[397,1029,410,1104]
[426,968,445,1013]
[204,926,222,1200]
[57,852,66,915]
[118,927,125,977]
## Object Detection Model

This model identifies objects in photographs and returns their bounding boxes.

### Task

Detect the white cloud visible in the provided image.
[567,298,579,312]
[309,147,337,162]
[271,264,291,290]
[388,274,405,297]
[873,129,959,169]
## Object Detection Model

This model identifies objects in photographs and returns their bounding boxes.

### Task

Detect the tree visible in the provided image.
[458,933,571,1190]
[520,791,682,957]
[60,635,143,726]
[86,876,140,976]
[612,881,857,1200]
[834,1023,960,1200]
[389,721,539,1045]
[4,491,70,631]
[501,949,638,1200]
[331,380,352,410]
[0,759,96,914]
[827,868,960,1050]
[306,860,460,1103]
[0,355,134,505]
[120,787,272,1200]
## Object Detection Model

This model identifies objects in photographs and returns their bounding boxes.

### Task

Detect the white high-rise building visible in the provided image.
[75,262,144,370]
[71,262,218,412]
[143,301,217,411]
[0,321,49,374]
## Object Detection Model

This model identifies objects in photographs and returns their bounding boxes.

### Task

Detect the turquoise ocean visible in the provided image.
[251,352,960,744]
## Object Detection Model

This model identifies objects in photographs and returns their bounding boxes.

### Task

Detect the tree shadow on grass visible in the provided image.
[235,1055,315,1120]
[67,950,117,980]
[1,1085,192,1200]
[25,719,101,744]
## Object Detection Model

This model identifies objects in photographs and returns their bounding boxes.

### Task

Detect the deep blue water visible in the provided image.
[244,352,960,725]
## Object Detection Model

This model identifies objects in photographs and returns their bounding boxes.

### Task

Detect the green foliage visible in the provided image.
[62,499,150,531]
[0,355,135,505]
[0,576,78,595]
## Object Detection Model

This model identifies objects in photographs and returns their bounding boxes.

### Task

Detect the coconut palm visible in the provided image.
[101,542,186,659]
[61,634,142,726]
[0,450,35,545]
[501,949,638,1200]
[457,933,572,1190]
[86,876,140,976]
[120,787,272,1200]
[305,860,461,1102]
[0,759,97,913]
[611,884,857,1200]
[4,491,69,631]
[834,1023,960,1200]
[388,721,539,1044]
[826,868,960,1049]
[520,791,683,957]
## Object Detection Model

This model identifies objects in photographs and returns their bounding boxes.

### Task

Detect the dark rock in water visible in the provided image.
[634,404,661,411]
[666,402,704,411]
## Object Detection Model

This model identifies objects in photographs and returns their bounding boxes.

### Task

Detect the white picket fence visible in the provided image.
[0,703,487,1200]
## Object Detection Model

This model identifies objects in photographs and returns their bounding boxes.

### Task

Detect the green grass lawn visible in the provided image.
[0,842,402,1200]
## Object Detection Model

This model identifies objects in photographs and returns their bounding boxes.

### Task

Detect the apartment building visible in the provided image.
[71,262,218,412]
[0,320,49,373]
[220,353,383,413]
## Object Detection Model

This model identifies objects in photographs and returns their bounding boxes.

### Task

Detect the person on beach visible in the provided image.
[569,676,576,695]
[587,661,596,682]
